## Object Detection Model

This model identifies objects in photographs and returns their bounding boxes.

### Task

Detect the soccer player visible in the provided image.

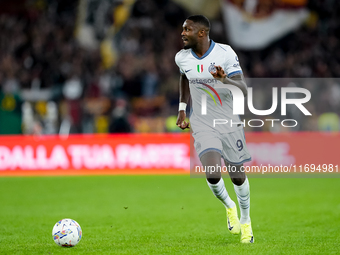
[175,15,254,243]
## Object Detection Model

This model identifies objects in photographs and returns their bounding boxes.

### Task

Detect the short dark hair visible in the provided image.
[186,15,210,31]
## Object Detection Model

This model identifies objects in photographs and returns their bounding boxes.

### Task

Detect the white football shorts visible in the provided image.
[193,129,252,165]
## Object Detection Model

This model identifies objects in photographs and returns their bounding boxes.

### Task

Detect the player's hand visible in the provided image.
[210,65,227,82]
[176,111,190,130]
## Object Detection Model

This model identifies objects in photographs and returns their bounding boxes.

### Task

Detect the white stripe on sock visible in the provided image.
[233,178,250,224]
[207,178,236,209]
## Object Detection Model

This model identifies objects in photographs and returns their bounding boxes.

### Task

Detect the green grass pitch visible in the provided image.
[0,175,339,254]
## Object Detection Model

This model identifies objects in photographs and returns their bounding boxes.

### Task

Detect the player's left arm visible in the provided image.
[210,66,248,96]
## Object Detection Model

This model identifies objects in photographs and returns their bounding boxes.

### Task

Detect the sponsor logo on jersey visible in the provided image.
[233,56,240,67]
[188,78,218,85]
[198,82,222,106]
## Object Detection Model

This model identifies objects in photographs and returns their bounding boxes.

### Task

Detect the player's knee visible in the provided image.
[207,177,221,184]
[231,177,245,186]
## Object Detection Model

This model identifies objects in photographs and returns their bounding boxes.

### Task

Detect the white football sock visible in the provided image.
[207,178,236,209]
[234,177,251,224]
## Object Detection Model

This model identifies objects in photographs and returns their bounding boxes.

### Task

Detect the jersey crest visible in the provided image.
[208,62,216,73]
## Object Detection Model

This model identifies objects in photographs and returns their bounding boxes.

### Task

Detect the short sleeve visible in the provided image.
[175,52,185,74]
[223,46,243,78]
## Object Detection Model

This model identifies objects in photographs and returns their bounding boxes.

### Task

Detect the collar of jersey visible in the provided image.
[191,40,215,60]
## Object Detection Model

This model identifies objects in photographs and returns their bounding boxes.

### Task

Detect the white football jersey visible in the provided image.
[175,40,244,134]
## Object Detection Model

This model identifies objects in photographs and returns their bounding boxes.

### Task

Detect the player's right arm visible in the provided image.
[176,73,190,130]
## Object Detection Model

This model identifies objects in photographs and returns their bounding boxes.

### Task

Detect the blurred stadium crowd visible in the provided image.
[0,0,339,135]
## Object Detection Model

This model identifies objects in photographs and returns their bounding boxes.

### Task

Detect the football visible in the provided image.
[52,219,82,247]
